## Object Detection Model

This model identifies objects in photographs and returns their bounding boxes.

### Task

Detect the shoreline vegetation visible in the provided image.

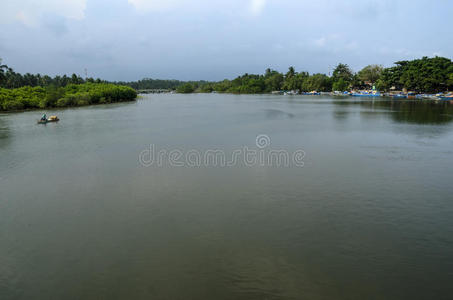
[0,83,137,112]
[0,58,137,112]
[170,56,453,96]
[0,59,137,112]
[1,56,452,112]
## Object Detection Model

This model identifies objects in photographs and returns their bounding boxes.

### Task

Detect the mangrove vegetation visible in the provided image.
[0,83,137,111]
[0,59,137,111]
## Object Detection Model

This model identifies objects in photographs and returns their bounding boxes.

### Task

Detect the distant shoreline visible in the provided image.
[142,90,451,100]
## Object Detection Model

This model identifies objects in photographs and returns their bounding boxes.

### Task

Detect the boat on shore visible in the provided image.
[275,90,451,101]
[392,93,407,99]
[351,91,381,97]
[302,91,321,95]
[438,93,453,100]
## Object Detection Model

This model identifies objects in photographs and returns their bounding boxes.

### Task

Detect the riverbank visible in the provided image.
[169,90,453,101]
[0,83,137,112]
[278,90,453,100]
[172,57,453,96]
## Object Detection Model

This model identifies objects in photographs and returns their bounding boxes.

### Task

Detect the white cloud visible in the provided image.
[128,0,268,16]
[1,0,86,26]
[249,0,267,16]
[127,0,185,12]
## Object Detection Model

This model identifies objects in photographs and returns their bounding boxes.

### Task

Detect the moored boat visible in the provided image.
[439,93,453,100]
[392,94,407,99]
[302,91,321,95]
[351,92,381,97]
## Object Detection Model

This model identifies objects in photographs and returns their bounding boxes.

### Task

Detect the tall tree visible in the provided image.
[285,66,296,79]
[332,63,354,91]
[333,63,354,82]
[358,65,384,85]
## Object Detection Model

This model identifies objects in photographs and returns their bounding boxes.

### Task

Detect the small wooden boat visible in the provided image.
[37,116,59,124]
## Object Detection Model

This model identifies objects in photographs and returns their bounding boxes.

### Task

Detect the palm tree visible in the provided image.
[0,58,10,87]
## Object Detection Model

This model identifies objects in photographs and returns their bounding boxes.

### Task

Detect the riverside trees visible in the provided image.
[0,83,137,111]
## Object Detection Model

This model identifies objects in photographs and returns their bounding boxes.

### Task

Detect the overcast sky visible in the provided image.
[1,0,452,81]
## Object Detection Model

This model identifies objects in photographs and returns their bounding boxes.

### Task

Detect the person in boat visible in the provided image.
[41,113,47,121]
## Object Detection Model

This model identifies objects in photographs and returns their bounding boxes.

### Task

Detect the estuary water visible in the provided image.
[1,94,453,299]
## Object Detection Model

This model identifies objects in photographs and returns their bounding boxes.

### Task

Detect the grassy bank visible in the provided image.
[0,83,137,112]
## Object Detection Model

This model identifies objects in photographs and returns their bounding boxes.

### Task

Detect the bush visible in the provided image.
[176,83,195,93]
[2,100,24,111]
[0,83,137,111]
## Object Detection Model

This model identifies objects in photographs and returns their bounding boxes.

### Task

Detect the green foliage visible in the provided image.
[117,78,188,90]
[332,63,354,91]
[448,73,453,86]
[302,74,332,92]
[184,68,330,94]
[378,56,453,92]
[282,68,309,91]
[333,64,354,82]
[264,68,284,92]
[176,83,196,93]
[2,56,452,100]
[207,73,267,94]
[199,83,214,93]
[0,83,137,111]
[42,86,65,108]
[332,78,349,91]
[358,65,384,84]
[0,58,105,89]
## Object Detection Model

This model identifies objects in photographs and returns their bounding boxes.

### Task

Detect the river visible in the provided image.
[1,94,453,299]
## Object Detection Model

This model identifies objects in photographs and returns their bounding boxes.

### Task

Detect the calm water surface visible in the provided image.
[1,94,453,299]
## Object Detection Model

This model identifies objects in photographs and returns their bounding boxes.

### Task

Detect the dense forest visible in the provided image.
[175,57,453,94]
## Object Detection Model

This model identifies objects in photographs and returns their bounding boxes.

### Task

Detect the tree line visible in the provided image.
[0,59,108,89]
[176,56,453,94]
[1,56,452,105]
[115,78,198,90]
[0,83,137,111]
[0,58,200,91]
[1,58,137,111]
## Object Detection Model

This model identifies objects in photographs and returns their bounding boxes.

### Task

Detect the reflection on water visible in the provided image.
[0,117,10,139]
[333,99,453,125]
[0,116,11,150]
[1,94,453,300]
